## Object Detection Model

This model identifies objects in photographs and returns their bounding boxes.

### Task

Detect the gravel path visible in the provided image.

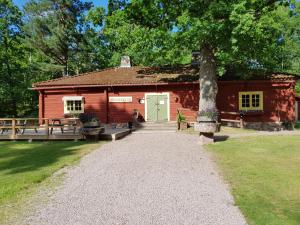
[25,133,247,225]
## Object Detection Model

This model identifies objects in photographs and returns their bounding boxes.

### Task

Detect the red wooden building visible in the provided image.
[32,65,297,130]
[296,94,300,122]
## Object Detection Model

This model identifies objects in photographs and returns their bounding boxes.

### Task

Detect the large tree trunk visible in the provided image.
[194,43,219,143]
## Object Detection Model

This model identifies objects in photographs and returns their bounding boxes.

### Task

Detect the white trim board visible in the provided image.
[62,96,83,101]
[144,92,170,122]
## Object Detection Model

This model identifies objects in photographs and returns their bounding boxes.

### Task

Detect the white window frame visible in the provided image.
[62,96,84,114]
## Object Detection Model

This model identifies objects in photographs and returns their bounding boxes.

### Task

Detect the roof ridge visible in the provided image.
[33,66,121,87]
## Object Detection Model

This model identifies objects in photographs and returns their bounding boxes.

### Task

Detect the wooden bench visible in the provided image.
[220,111,244,128]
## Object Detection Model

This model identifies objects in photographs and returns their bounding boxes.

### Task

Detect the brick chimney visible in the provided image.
[120,56,131,68]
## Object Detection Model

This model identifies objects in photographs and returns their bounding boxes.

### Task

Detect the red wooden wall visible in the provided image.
[296,96,300,121]
[217,81,295,123]
[39,80,295,123]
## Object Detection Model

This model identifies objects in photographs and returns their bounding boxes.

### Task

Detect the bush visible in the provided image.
[296,83,300,94]
[177,111,186,123]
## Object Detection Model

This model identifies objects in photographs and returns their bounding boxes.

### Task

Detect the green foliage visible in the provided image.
[0,0,36,117]
[125,0,298,75]
[24,0,105,76]
[176,111,186,122]
[0,0,300,118]
[103,10,191,66]
[108,0,128,16]
[296,83,300,94]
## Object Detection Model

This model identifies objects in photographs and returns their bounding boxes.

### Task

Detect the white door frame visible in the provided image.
[144,92,170,122]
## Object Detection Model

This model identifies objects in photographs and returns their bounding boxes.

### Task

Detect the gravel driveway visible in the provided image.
[25,132,247,225]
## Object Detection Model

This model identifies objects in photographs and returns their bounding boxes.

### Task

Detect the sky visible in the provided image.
[13,0,109,9]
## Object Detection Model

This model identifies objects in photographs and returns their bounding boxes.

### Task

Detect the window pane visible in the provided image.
[252,94,260,107]
[242,94,250,107]
[67,101,74,111]
[75,100,82,110]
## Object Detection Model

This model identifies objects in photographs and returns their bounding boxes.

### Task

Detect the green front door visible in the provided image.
[146,94,168,122]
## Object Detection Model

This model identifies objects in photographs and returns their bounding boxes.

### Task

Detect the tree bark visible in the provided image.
[194,43,219,137]
[63,63,68,76]
[63,54,68,76]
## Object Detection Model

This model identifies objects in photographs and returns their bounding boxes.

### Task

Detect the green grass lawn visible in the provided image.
[208,136,300,225]
[0,141,103,224]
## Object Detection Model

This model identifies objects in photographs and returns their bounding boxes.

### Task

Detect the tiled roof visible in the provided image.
[32,65,296,89]
[32,65,199,88]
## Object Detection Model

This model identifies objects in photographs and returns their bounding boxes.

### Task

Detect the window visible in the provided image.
[63,96,84,114]
[239,92,263,111]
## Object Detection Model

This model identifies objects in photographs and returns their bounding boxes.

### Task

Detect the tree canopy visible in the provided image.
[0,0,299,117]
[124,0,297,75]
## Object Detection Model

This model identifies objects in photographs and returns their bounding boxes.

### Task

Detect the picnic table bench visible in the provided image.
[49,118,81,134]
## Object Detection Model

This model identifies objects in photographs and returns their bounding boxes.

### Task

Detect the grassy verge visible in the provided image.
[207,136,300,225]
[0,141,103,224]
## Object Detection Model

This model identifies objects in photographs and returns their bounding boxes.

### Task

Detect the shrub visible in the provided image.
[177,111,186,123]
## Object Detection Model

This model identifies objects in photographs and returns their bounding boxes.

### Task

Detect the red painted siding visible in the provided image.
[296,96,300,121]
[40,81,295,123]
[106,85,199,123]
[298,102,300,120]
[43,88,108,122]
[217,81,295,122]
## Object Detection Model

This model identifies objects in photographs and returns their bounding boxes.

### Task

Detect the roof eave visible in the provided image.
[31,81,200,90]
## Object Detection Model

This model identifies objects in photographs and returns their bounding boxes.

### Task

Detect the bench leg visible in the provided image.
[22,128,25,134]
[50,127,53,135]
[61,127,64,134]
[34,128,38,133]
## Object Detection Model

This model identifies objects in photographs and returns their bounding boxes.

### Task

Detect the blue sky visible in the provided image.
[13,0,109,9]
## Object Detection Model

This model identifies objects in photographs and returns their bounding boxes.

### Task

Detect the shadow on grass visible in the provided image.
[0,141,90,175]
[214,135,229,142]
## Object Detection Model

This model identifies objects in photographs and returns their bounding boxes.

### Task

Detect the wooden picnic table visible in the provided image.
[50,118,81,134]
[50,118,64,134]
[17,119,39,134]
[0,118,39,134]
